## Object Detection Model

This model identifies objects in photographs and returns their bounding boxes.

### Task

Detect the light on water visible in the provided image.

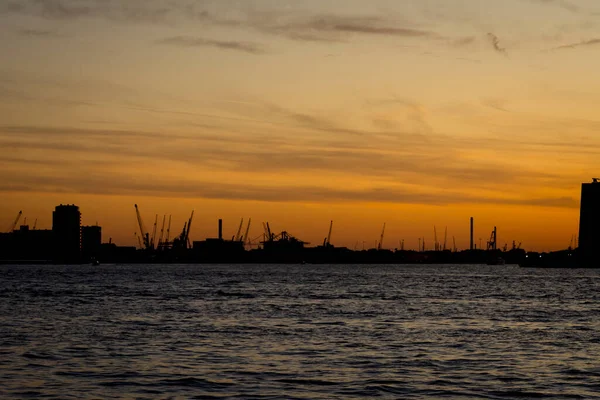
[1,264,600,399]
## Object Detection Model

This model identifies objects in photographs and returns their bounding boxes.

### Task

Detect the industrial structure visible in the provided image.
[3,179,598,266]
[52,205,82,263]
[578,178,600,267]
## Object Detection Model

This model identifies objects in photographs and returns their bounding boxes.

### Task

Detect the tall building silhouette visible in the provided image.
[578,179,600,267]
[53,204,81,263]
[81,225,102,262]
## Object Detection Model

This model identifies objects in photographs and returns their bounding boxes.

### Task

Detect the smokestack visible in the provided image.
[470,217,474,251]
[218,219,223,240]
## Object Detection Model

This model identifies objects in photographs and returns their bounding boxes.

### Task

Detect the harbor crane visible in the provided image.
[186,211,195,248]
[6,210,22,233]
[151,215,158,250]
[158,215,166,248]
[443,227,448,251]
[323,220,333,246]
[377,223,386,251]
[134,204,151,250]
[134,232,143,249]
[242,218,252,245]
[175,210,194,249]
[165,215,172,243]
[487,227,498,251]
[234,218,244,242]
[263,222,274,242]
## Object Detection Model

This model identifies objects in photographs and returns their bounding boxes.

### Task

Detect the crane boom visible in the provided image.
[135,232,143,249]
[166,215,172,243]
[444,227,448,251]
[7,210,22,233]
[327,220,333,246]
[378,223,386,250]
[134,204,150,250]
[266,222,273,242]
[235,218,244,242]
[243,218,252,244]
[151,214,158,250]
[185,211,194,246]
[158,215,166,248]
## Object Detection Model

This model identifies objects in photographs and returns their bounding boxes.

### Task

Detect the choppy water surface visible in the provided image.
[1,264,600,399]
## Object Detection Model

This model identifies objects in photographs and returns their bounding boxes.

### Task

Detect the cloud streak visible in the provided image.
[16,29,63,38]
[2,1,459,45]
[551,38,600,50]
[532,0,581,14]
[2,0,175,23]
[0,122,567,207]
[157,36,267,55]
[0,165,578,209]
[487,33,508,56]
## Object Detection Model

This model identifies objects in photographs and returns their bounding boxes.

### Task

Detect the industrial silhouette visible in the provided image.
[578,178,600,268]
[0,180,594,267]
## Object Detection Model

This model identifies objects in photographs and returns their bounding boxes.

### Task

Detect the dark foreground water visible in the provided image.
[1,264,600,399]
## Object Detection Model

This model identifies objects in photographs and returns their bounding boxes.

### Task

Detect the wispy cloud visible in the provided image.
[531,0,581,14]
[551,38,600,50]
[487,33,508,56]
[482,98,511,112]
[0,122,564,202]
[2,1,459,45]
[157,36,267,55]
[0,162,577,209]
[235,13,448,43]
[2,0,174,23]
[16,29,63,38]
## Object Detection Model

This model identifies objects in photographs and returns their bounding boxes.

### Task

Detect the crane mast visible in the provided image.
[184,210,194,248]
[242,218,252,244]
[158,215,166,248]
[165,215,172,243]
[151,214,158,250]
[134,204,151,250]
[443,227,448,251]
[7,210,22,233]
[235,218,244,242]
[378,223,386,250]
[487,226,497,251]
[266,222,273,242]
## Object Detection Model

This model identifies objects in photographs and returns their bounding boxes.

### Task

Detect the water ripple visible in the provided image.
[1,264,600,399]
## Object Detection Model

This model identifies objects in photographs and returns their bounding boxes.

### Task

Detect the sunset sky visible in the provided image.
[1,0,600,251]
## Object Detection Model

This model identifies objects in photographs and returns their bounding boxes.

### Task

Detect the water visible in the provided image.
[1,264,600,399]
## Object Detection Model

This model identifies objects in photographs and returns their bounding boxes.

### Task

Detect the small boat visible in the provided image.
[487,256,506,266]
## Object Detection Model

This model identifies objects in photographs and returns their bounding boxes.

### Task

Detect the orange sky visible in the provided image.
[1,0,599,251]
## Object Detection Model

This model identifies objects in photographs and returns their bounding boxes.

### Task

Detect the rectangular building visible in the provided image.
[579,179,600,267]
[53,204,81,263]
[81,225,102,262]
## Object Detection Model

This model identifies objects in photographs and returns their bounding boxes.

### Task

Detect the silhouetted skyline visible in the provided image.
[2,0,599,250]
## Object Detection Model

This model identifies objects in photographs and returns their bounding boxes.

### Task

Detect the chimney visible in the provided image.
[218,219,223,240]
[470,217,474,251]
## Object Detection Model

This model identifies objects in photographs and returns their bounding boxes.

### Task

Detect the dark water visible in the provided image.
[1,264,600,399]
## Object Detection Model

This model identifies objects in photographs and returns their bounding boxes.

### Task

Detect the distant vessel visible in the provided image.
[487,256,505,266]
